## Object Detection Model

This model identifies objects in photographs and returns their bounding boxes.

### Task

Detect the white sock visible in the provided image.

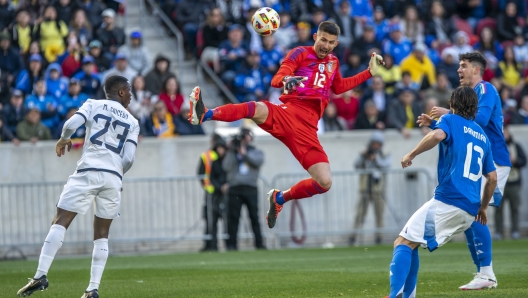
[480,263,495,280]
[87,238,109,291]
[35,224,66,279]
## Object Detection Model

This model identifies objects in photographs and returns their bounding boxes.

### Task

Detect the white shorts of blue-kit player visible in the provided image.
[399,199,474,251]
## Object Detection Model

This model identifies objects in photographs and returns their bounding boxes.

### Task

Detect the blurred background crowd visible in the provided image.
[163,0,528,136]
[1,0,528,144]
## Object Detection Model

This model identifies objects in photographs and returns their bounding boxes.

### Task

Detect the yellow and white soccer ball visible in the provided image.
[251,7,280,36]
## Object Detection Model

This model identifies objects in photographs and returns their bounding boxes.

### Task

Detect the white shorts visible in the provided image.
[481,164,510,207]
[399,199,474,252]
[57,171,122,219]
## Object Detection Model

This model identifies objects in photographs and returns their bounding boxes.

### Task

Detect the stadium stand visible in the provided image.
[0,0,527,144]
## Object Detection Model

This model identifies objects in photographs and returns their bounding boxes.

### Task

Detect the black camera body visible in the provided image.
[367,145,379,156]
[231,134,243,149]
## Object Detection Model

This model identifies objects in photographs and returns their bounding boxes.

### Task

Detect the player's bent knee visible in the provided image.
[394,236,419,249]
[52,208,77,229]
[317,177,332,191]
[94,229,110,240]
[252,102,269,124]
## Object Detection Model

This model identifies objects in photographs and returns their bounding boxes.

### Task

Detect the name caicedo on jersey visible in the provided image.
[103,104,129,119]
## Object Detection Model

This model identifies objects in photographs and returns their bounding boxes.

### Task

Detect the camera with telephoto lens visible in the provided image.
[230,128,252,150]
[367,146,379,156]
[231,134,243,149]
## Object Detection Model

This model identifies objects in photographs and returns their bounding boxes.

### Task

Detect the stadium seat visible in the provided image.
[518,16,525,27]
[476,18,497,37]
[453,17,474,35]
[196,27,204,58]
[500,40,514,49]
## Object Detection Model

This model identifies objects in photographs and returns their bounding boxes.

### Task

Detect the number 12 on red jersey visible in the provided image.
[314,73,326,88]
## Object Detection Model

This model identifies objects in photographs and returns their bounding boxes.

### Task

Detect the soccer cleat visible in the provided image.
[188,86,208,125]
[266,189,283,229]
[81,289,99,298]
[459,273,498,290]
[17,275,49,296]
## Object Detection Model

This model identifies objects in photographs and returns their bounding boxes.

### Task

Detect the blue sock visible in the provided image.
[464,228,480,272]
[403,248,420,298]
[275,191,285,205]
[203,110,213,121]
[389,245,413,298]
[472,221,492,267]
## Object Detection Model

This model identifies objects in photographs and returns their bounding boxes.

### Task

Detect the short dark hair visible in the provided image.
[104,75,129,98]
[318,21,340,36]
[449,86,478,120]
[459,52,487,76]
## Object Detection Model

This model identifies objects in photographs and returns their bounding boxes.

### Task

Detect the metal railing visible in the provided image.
[0,175,272,258]
[197,60,238,104]
[139,0,236,104]
[0,169,442,257]
[140,0,184,67]
[267,169,436,248]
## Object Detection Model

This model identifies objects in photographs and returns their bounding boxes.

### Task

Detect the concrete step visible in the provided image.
[125,0,226,115]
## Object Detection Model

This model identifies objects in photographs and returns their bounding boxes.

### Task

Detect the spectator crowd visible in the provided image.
[0,0,206,145]
[2,0,528,145]
[163,0,528,136]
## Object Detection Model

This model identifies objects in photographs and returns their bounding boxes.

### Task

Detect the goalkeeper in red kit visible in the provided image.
[188,21,384,229]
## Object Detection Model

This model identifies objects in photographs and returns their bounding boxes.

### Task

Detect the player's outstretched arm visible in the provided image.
[331,53,384,95]
[476,170,497,225]
[367,52,385,76]
[401,129,446,168]
[56,138,72,157]
[416,113,433,127]
[56,113,86,157]
[430,106,450,118]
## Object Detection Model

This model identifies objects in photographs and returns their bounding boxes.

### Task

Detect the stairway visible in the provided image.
[122,1,224,105]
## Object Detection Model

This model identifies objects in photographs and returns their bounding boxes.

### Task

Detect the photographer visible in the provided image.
[350,131,391,245]
[223,128,265,250]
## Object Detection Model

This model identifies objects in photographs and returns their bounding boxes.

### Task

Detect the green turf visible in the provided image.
[2,240,528,297]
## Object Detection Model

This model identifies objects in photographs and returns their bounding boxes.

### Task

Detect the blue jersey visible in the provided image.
[474,81,511,167]
[434,114,496,216]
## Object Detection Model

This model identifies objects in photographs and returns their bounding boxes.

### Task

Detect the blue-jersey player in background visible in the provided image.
[420,52,511,290]
[388,86,498,298]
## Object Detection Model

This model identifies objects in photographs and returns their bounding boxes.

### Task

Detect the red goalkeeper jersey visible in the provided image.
[271,46,372,117]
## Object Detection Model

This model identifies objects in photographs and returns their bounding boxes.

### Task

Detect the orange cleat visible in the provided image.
[188,86,208,125]
[266,189,283,229]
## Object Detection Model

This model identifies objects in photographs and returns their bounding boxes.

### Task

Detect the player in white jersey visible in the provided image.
[17,76,139,298]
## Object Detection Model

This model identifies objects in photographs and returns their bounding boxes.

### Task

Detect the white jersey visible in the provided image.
[75,99,140,179]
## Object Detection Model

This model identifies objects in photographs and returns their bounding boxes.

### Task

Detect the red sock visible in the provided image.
[282,178,329,202]
[211,102,256,122]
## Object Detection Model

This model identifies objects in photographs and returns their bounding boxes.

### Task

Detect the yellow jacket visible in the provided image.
[376,65,401,95]
[35,20,68,61]
[400,53,436,87]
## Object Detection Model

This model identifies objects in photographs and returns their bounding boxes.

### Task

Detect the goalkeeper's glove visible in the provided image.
[283,76,308,94]
[368,52,385,76]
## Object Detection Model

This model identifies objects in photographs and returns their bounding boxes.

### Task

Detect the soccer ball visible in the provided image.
[251,7,280,36]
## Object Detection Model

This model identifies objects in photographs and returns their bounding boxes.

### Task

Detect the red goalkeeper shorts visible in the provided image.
[258,99,329,170]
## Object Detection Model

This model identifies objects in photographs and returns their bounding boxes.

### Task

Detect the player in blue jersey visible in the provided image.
[419,52,511,290]
[387,86,498,298]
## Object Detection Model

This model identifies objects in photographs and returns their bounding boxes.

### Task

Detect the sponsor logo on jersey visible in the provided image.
[327,62,333,72]
[318,63,324,73]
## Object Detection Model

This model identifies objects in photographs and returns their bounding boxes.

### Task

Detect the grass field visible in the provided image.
[2,240,527,297]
